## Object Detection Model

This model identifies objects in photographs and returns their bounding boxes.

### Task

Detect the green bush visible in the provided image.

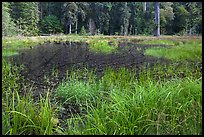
[79,26,87,36]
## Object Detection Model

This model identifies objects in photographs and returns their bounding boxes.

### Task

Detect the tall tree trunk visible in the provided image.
[48,2,51,16]
[75,20,78,34]
[69,23,72,34]
[189,28,192,36]
[124,19,127,35]
[40,2,43,20]
[88,18,96,35]
[154,2,160,36]
[143,2,147,12]
[129,25,132,35]
[120,25,124,35]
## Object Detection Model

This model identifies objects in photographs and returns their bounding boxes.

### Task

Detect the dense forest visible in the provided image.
[2,2,202,37]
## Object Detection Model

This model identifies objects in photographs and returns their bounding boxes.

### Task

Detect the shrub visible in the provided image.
[79,26,87,36]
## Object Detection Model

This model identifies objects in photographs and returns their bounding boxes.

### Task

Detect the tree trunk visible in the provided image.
[69,23,72,34]
[48,2,51,16]
[88,18,96,35]
[40,3,43,20]
[120,25,124,35]
[154,2,160,36]
[129,25,132,35]
[75,19,78,34]
[189,28,192,36]
[143,2,147,12]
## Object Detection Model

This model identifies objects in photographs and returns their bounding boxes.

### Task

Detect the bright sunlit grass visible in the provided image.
[144,40,202,62]
[89,39,118,54]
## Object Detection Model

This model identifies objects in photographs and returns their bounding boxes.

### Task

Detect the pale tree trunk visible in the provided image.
[75,20,78,34]
[69,23,72,34]
[40,3,43,20]
[120,25,124,35]
[143,2,147,12]
[129,25,132,35]
[123,2,129,36]
[189,28,192,36]
[124,24,128,36]
[88,18,96,35]
[154,2,160,36]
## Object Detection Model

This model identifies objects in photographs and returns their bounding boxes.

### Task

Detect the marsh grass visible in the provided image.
[2,91,58,135]
[89,39,118,54]
[2,49,19,56]
[54,65,202,135]
[144,40,202,62]
[138,39,176,45]
[2,35,202,135]
[2,60,58,135]
[2,38,42,57]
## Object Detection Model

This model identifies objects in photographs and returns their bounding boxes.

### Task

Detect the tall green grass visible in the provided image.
[2,59,58,135]
[54,66,202,135]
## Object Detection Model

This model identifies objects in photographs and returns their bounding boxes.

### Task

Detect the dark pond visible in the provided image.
[9,41,170,89]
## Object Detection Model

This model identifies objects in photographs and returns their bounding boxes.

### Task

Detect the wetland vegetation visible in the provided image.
[2,35,202,135]
[2,2,202,135]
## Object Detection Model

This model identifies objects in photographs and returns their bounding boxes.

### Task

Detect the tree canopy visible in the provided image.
[2,2,202,37]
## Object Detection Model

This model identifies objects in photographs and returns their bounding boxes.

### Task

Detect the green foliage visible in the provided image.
[89,39,118,54]
[2,2,16,36]
[10,2,39,36]
[160,2,174,34]
[2,2,203,36]
[40,15,63,34]
[171,4,190,34]
[79,26,87,35]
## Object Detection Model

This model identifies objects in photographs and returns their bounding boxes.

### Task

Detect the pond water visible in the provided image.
[9,41,170,88]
